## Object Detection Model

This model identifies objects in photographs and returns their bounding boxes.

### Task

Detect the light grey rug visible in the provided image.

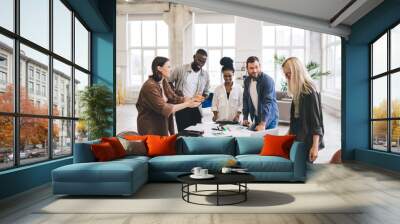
[38,183,362,214]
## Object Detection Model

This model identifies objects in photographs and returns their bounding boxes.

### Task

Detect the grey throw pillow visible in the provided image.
[117,137,147,156]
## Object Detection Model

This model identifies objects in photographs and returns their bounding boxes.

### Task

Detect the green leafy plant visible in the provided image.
[274,54,330,92]
[79,84,113,140]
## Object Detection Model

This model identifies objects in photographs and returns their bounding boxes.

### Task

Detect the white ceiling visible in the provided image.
[226,0,352,24]
[119,0,384,37]
[117,0,164,3]
[224,0,384,26]
[168,0,384,37]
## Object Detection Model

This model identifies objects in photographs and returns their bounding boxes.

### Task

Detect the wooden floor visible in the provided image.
[1,162,400,224]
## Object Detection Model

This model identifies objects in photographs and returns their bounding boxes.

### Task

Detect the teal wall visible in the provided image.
[0,158,72,199]
[70,0,116,134]
[0,0,116,200]
[91,0,116,135]
[92,32,116,135]
[343,0,400,171]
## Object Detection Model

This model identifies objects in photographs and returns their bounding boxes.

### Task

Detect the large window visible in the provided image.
[20,0,49,49]
[75,17,90,70]
[0,51,11,93]
[0,0,13,32]
[194,23,235,88]
[322,34,341,92]
[53,0,72,60]
[262,24,307,90]
[0,35,14,112]
[0,0,91,170]
[128,20,169,86]
[370,23,400,153]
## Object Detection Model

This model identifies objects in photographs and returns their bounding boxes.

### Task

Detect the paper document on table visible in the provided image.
[184,123,280,137]
[184,122,219,132]
[200,122,219,130]
[184,125,205,132]
[249,128,280,137]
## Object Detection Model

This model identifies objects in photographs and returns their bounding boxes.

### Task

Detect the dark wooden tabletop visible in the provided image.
[177,172,255,185]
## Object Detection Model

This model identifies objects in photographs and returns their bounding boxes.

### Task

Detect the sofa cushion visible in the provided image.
[118,137,147,156]
[101,137,127,158]
[147,135,177,157]
[124,135,148,141]
[53,157,148,183]
[114,155,150,164]
[74,140,101,163]
[236,155,293,172]
[91,142,118,161]
[149,154,235,172]
[260,134,295,159]
[179,137,235,155]
[235,137,263,155]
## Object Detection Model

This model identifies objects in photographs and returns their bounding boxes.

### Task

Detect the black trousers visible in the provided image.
[175,107,202,132]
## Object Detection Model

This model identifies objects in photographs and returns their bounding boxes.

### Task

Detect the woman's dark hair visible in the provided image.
[220,57,234,73]
[150,56,169,82]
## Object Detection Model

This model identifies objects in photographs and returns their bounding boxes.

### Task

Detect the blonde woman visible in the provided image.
[282,57,324,162]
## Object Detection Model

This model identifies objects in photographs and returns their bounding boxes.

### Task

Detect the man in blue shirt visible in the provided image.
[242,56,279,130]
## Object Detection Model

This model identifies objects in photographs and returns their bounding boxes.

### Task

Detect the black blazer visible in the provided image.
[289,89,325,150]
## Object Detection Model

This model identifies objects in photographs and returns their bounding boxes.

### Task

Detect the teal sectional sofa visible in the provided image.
[52,137,306,196]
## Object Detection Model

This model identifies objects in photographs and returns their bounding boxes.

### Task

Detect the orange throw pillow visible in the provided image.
[259,134,296,159]
[101,137,127,158]
[91,142,117,162]
[124,135,148,141]
[146,135,177,157]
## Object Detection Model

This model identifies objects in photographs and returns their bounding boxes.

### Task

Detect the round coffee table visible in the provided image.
[177,173,255,206]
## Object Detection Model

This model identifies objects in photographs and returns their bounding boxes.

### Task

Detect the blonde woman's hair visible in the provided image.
[282,57,316,100]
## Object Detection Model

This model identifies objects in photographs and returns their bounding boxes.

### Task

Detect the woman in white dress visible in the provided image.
[211,57,243,122]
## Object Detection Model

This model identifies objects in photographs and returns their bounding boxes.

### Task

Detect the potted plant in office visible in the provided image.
[79,84,113,140]
[274,54,331,93]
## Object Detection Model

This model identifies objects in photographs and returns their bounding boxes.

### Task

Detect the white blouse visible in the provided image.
[211,83,243,121]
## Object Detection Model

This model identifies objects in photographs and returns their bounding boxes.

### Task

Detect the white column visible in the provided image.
[163,4,192,67]
[116,14,129,104]
[235,17,263,85]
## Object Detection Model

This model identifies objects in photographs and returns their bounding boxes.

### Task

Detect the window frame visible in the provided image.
[321,34,341,94]
[369,20,400,154]
[193,23,236,89]
[0,0,92,171]
[262,24,308,90]
[127,20,169,87]
[0,53,8,90]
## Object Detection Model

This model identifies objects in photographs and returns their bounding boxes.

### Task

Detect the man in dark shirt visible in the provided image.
[242,56,279,130]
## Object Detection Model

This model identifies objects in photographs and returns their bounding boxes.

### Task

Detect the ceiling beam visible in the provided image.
[117,2,171,14]
[66,0,110,32]
[165,0,351,37]
[330,0,368,27]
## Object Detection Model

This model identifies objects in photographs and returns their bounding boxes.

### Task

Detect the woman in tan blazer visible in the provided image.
[136,56,202,136]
